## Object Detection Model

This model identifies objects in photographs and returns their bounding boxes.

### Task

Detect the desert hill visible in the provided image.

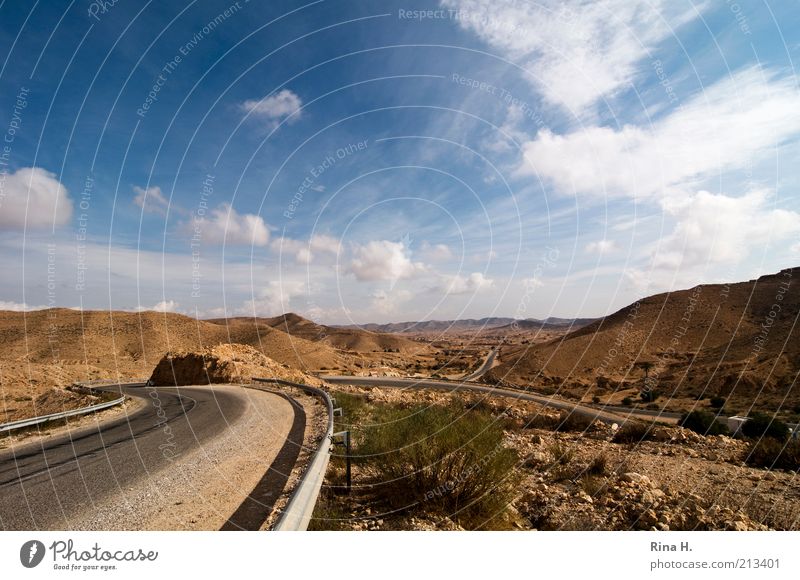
[0,308,343,372]
[0,308,347,421]
[488,268,799,412]
[210,313,428,354]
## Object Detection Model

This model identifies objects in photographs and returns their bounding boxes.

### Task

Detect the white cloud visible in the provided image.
[522,277,544,289]
[133,185,170,215]
[585,239,618,254]
[420,241,454,262]
[155,300,179,313]
[518,68,800,200]
[238,280,306,317]
[436,272,494,295]
[272,234,340,264]
[192,203,270,246]
[442,0,702,113]
[135,300,180,313]
[470,249,497,263]
[0,167,72,229]
[792,242,800,255]
[652,190,800,271]
[240,89,302,126]
[0,300,46,311]
[349,239,427,284]
[369,288,412,315]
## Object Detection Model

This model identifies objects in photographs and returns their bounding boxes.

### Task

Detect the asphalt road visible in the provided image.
[322,375,680,425]
[462,348,498,381]
[0,384,261,530]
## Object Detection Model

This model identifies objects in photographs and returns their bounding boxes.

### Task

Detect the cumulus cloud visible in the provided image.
[521,277,544,289]
[0,300,46,311]
[369,288,413,315]
[348,239,427,285]
[192,203,270,246]
[420,241,454,262]
[436,272,494,295]
[271,234,340,264]
[240,89,302,126]
[652,190,800,271]
[133,185,170,216]
[442,0,702,113]
[585,239,617,254]
[625,189,800,292]
[152,300,179,313]
[0,167,72,229]
[518,68,800,200]
[238,280,306,317]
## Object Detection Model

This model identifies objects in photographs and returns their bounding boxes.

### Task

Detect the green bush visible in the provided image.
[612,421,655,444]
[587,452,607,476]
[640,389,659,403]
[745,438,800,471]
[547,441,574,465]
[555,411,595,433]
[679,410,729,436]
[742,413,790,442]
[709,396,726,409]
[356,403,519,529]
[622,397,633,406]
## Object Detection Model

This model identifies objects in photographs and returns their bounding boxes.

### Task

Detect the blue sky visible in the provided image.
[0,0,798,323]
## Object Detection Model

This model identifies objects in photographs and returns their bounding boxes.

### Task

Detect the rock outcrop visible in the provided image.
[148,343,321,386]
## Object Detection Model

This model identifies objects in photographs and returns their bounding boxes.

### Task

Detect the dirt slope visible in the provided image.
[0,309,344,421]
[489,268,799,411]
[210,313,428,354]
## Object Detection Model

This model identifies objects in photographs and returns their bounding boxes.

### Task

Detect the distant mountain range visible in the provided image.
[336,316,597,334]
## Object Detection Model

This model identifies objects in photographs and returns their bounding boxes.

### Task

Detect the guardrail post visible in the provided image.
[331,430,352,493]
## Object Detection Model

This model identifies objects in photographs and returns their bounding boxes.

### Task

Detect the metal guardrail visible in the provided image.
[0,392,126,433]
[252,377,334,531]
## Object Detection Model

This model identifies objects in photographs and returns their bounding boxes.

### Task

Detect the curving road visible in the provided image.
[322,375,680,425]
[0,384,297,530]
[462,348,499,381]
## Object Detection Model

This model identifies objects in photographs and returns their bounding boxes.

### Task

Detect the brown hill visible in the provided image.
[0,308,343,372]
[489,268,799,412]
[0,308,346,421]
[209,313,428,354]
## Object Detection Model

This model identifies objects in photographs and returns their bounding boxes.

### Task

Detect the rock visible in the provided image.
[148,343,321,386]
[641,509,659,527]
[729,520,749,531]
[621,472,652,487]
[528,451,550,465]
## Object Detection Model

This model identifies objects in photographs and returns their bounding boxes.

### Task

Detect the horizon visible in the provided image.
[2,264,795,325]
[2,1,800,325]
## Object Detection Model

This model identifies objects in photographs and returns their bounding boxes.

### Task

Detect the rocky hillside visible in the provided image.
[489,268,799,412]
[0,308,344,421]
[149,343,321,386]
[211,313,428,354]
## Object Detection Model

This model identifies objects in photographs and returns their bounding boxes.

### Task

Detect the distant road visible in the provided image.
[461,348,498,381]
[321,375,679,425]
[0,384,295,530]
